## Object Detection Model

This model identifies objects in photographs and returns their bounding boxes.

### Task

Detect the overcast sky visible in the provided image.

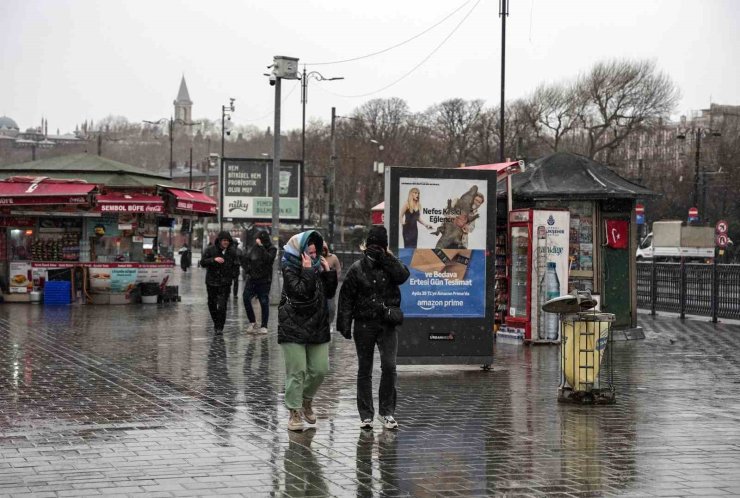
[1,0,738,135]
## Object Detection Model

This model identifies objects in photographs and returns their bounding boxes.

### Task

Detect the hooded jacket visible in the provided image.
[278,230,338,344]
[200,231,240,286]
[337,248,410,334]
[242,231,277,283]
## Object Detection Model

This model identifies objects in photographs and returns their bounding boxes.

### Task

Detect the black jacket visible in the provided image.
[278,266,338,345]
[337,250,410,334]
[242,242,278,283]
[199,231,240,287]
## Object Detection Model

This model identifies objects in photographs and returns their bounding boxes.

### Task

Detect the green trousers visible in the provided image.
[281,342,330,410]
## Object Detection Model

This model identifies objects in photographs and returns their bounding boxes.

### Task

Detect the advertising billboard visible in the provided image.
[388,167,496,366]
[221,158,302,221]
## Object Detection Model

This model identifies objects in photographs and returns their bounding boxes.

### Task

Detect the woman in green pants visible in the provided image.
[278,230,337,431]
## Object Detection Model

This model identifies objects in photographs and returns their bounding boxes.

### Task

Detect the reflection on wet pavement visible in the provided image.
[2,270,740,496]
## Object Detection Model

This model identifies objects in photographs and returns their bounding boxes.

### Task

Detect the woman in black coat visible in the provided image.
[337,226,409,430]
[278,230,338,431]
[199,231,239,333]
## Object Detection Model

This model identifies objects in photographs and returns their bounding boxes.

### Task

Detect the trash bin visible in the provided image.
[140,282,160,304]
[542,291,615,404]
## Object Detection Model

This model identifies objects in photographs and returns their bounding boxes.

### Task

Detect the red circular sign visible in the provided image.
[635,204,644,215]
[716,220,728,234]
[716,234,729,248]
[688,207,699,216]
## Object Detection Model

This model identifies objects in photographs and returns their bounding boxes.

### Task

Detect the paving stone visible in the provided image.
[2,272,740,496]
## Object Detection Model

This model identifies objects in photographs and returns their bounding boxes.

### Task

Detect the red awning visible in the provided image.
[163,187,217,215]
[464,161,523,182]
[0,178,95,205]
[96,193,165,214]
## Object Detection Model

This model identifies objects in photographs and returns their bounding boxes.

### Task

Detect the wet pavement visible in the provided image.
[2,270,740,497]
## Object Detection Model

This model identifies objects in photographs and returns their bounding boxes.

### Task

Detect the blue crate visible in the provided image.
[43,281,72,305]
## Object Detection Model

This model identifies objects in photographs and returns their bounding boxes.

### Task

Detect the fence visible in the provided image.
[636,261,740,321]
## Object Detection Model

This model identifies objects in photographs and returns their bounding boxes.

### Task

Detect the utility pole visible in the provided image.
[169,117,174,177]
[270,76,283,303]
[499,0,509,162]
[301,66,307,231]
[188,147,194,253]
[328,107,337,247]
[694,130,702,218]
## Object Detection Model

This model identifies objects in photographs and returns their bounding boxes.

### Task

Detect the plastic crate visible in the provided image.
[43,281,72,305]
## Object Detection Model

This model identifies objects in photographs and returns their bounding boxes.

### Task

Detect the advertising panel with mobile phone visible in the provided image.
[388,166,496,366]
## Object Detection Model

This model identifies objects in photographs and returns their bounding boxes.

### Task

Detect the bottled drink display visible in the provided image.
[544,261,560,340]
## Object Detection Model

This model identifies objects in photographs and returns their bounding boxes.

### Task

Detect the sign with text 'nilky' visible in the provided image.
[221,158,302,220]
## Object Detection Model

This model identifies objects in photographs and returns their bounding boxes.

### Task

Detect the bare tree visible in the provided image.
[524,83,582,152]
[427,98,484,166]
[575,59,680,159]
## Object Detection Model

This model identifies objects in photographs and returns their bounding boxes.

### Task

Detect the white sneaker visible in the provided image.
[258,327,268,334]
[378,415,398,429]
[246,323,257,333]
[359,418,373,429]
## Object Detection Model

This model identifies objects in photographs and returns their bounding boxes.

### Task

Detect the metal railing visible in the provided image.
[637,261,740,321]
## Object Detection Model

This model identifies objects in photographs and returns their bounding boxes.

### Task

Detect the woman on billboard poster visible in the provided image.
[399,187,433,248]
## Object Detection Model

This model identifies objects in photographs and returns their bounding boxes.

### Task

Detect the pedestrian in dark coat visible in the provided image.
[199,231,239,333]
[337,225,410,430]
[242,230,277,333]
[232,240,243,298]
[278,230,338,431]
[179,245,191,272]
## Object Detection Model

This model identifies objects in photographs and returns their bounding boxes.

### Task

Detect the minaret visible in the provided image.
[173,76,193,133]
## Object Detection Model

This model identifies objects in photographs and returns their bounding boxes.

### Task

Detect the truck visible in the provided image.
[636,220,715,261]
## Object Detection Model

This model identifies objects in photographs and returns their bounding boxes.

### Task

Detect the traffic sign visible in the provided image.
[716,219,728,234]
[635,203,645,215]
[716,233,729,248]
[688,207,698,217]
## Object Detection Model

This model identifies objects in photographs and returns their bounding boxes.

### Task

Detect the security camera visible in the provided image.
[269,74,277,86]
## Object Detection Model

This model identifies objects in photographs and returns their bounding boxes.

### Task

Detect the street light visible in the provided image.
[301,67,343,230]
[370,139,385,205]
[677,127,721,222]
[220,98,236,230]
[266,55,300,301]
[143,116,201,177]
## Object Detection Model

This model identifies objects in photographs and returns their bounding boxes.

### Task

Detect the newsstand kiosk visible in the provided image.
[387,166,496,367]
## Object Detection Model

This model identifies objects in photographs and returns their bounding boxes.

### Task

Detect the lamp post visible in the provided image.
[220,98,236,230]
[677,127,721,222]
[370,139,385,206]
[301,67,343,230]
[266,55,300,301]
[143,117,201,177]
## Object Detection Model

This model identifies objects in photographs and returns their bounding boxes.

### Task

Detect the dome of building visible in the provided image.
[0,116,20,131]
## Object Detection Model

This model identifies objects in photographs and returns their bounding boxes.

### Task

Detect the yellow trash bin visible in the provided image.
[561,312,614,391]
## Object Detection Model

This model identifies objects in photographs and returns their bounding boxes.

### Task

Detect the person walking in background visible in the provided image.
[242,230,277,334]
[232,239,243,298]
[199,231,239,334]
[322,242,342,331]
[278,230,337,431]
[337,226,410,430]
[178,244,191,272]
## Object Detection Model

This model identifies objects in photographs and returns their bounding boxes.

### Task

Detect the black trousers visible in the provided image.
[232,275,240,296]
[206,284,231,330]
[353,321,398,420]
